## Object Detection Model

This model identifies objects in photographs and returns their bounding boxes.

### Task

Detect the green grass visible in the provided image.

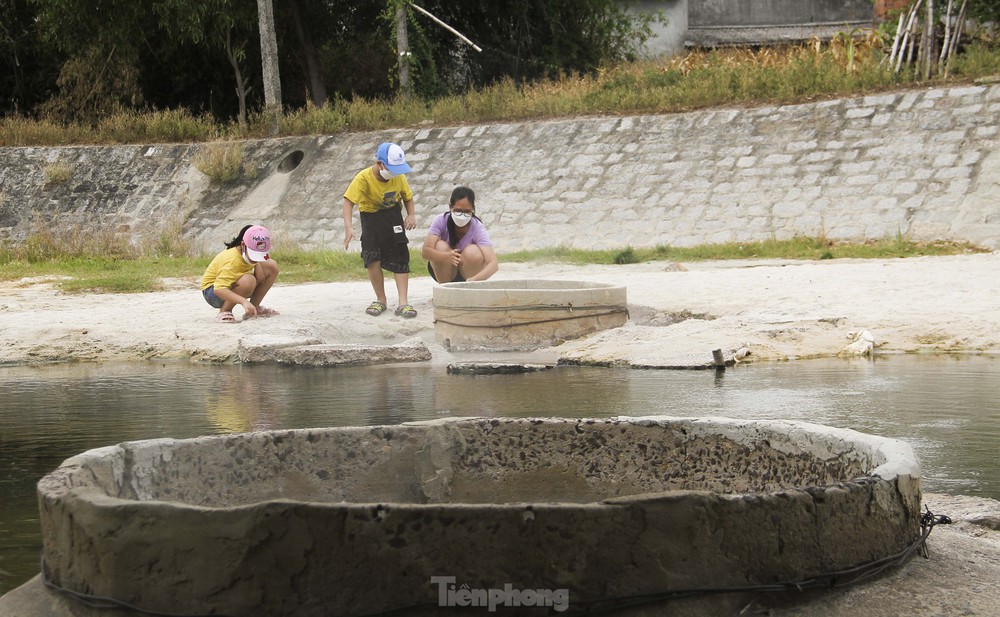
[503,237,987,265]
[0,239,986,294]
[0,256,205,293]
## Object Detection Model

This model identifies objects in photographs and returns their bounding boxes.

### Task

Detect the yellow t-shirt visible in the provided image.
[344,167,413,213]
[200,247,255,291]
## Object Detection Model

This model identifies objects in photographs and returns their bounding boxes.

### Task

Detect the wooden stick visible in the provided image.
[887,11,906,67]
[939,0,955,71]
[901,0,924,74]
[712,349,725,370]
[944,0,969,76]
[924,0,935,79]
[409,2,482,52]
[896,1,924,74]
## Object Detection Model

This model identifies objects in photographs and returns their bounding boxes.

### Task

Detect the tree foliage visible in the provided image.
[7,0,657,122]
[1,0,60,113]
[401,0,657,96]
[967,0,1000,25]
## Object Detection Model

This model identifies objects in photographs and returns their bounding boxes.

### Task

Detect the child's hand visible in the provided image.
[243,301,257,318]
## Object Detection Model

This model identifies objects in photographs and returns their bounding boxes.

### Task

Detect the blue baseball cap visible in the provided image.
[376,142,412,175]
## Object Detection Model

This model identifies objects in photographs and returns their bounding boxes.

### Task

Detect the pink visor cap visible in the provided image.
[242,225,272,261]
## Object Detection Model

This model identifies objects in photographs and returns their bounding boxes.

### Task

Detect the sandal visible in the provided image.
[366,301,387,316]
[395,304,417,318]
[216,310,235,323]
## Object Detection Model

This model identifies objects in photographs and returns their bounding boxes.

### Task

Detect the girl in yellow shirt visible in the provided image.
[200,224,280,323]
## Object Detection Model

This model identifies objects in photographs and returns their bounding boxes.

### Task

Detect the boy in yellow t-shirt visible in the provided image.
[342,142,418,318]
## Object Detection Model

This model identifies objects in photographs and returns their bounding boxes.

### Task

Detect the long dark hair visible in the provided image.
[225,224,254,249]
[446,186,481,249]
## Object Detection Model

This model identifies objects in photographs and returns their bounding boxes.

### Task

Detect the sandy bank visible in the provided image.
[2,253,999,367]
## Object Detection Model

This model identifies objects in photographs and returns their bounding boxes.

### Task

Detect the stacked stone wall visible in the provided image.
[1,83,998,254]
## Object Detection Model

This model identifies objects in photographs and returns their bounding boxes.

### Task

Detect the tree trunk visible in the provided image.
[225,30,249,133]
[257,0,282,135]
[396,3,411,99]
[924,0,935,80]
[288,0,327,107]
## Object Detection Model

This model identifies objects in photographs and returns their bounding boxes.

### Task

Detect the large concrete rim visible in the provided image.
[36,417,922,617]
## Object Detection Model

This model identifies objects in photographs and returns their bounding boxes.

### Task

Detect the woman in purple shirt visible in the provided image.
[421,186,499,283]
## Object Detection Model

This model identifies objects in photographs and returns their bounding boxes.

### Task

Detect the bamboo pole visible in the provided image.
[943,0,969,76]
[896,0,924,74]
[887,11,906,67]
[902,0,925,74]
[924,0,935,80]
[939,0,955,73]
[409,2,482,52]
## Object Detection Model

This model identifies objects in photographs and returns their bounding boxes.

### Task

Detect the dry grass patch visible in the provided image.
[193,141,247,184]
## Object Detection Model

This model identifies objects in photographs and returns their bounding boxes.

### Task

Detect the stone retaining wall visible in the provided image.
[1,83,998,254]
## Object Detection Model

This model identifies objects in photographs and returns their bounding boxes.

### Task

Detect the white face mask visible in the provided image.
[241,249,253,265]
[379,167,396,181]
[451,211,473,227]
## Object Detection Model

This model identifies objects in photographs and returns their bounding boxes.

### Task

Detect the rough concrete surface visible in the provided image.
[29,419,919,617]
[2,494,998,616]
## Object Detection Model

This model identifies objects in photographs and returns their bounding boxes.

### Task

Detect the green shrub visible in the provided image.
[613,246,640,264]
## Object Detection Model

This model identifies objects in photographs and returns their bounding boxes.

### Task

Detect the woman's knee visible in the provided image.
[461,244,485,266]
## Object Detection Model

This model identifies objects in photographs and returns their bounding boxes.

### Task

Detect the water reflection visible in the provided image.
[205,367,286,433]
[1,354,998,594]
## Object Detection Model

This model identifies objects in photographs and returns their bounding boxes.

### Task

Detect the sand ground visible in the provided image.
[2,253,1000,366]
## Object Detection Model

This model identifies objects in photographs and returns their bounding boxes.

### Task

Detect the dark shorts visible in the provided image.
[360,205,410,274]
[427,261,466,283]
[202,286,224,309]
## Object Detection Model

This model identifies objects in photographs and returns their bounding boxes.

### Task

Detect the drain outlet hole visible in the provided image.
[278,150,304,173]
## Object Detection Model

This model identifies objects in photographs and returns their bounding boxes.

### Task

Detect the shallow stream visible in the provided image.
[1,354,998,594]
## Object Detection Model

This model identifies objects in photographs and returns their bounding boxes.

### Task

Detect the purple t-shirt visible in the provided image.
[428,212,492,251]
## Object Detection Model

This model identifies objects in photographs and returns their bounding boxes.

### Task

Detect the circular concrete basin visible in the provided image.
[37,417,921,617]
[432,279,628,350]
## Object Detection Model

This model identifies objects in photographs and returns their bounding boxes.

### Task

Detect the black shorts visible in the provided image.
[360,205,410,274]
[427,261,466,283]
